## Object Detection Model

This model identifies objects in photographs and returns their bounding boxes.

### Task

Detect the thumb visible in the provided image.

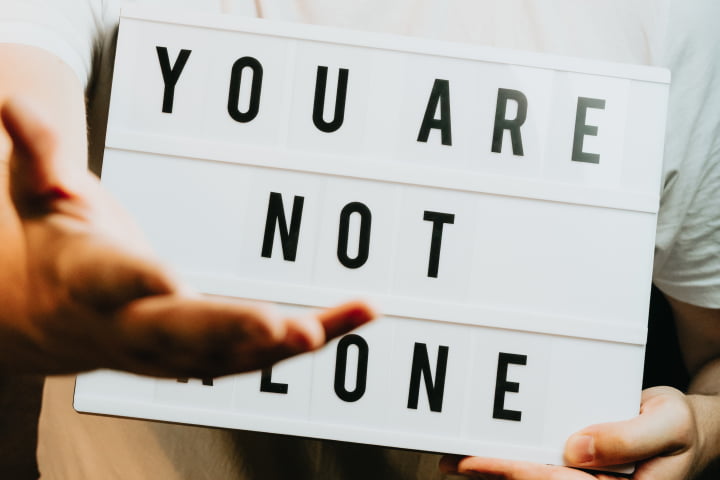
[1,97,75,216]
[564,387,693,468]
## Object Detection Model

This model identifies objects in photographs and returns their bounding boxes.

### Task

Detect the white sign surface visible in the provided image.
[74,6,670,470]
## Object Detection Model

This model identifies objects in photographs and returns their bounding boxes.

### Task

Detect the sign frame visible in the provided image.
[75,6,670,472]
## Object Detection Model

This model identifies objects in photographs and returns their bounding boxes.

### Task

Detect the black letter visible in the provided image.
[177,377,214,386]
[407,343,449,412]
[228,56,263,123]
[261,192,304,261]
[260,367,288,394]
[493,352,527,421]
[337,202,371,269]
[423,211,455,278]
[492,88,527,156]
[417,79,452,146]
[156,47,192,114]
[572,97,606,164]
[334,334,369,402]
[313,66,349,133]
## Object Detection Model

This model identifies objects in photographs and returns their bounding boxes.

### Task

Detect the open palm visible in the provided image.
[0,98,374,377]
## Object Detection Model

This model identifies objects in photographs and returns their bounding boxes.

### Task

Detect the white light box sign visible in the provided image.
[74,5,670,470]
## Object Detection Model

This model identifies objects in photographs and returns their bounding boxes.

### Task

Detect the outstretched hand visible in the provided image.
[440,386,705,480]
[0,97,375,377]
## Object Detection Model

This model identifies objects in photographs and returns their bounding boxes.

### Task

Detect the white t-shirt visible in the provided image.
[1,1,718,478]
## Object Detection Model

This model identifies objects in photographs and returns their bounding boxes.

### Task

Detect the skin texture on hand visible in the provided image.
[0,97,375,378]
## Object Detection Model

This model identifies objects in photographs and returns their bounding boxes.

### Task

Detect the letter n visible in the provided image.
[261,192,304,261]
[407,343,449,413]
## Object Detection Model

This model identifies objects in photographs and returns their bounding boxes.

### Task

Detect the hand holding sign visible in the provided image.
[0,97,374,377]
[440,387,704,480]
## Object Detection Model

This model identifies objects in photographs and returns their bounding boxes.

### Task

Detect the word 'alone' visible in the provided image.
[178,338,529,422]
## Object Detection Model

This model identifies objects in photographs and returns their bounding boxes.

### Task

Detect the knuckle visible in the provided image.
[141,262,179,296]
[671,408,696,450]
[252,317,286,345]
[246,302,283,332]
[584,427,628,462]
[606,433,633,458]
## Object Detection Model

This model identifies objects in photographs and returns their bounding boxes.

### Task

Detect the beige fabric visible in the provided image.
[39,377,247,479]
[39,376,445,479]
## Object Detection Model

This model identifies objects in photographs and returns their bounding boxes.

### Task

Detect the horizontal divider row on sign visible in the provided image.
[101,148,656,334]
[105,138,659,214]
[187,274,648,345]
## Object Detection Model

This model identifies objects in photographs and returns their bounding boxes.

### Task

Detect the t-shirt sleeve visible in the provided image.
[653,0,720,308]
[0,0,105,86]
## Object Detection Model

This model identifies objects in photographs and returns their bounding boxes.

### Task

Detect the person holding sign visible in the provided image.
[0,1,719,480]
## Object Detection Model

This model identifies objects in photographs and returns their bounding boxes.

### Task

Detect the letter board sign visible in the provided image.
[74,6,670,470]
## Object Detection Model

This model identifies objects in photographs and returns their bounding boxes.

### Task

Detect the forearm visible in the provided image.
[668,293,720,477]
[688,358,720,474]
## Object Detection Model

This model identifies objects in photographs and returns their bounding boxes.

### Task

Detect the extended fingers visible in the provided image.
[564,387,693,468]
[111,296,374,377]
[439,455,597,480]
[315,300,376,342]
[113,296,286,376]
[234,300,375,372]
